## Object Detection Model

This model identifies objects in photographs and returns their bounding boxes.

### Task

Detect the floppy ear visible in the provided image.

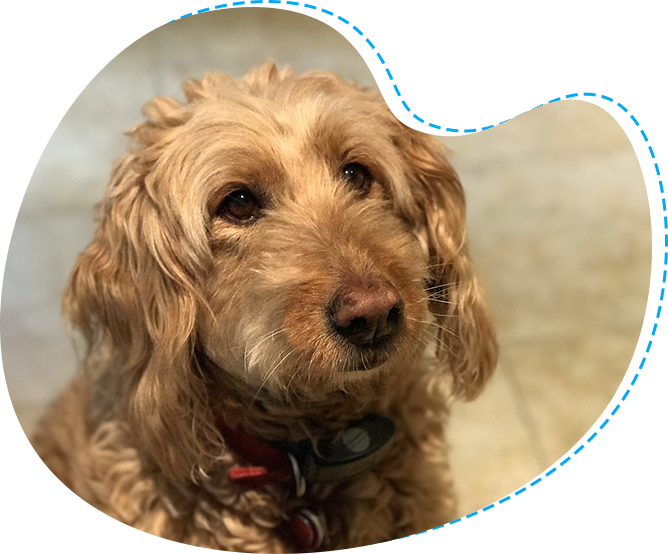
[63,95,221,479]
[391,126,498,400]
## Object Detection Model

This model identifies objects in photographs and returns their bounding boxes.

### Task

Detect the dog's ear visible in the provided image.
[390,125,498,399]
[63,98,220,480]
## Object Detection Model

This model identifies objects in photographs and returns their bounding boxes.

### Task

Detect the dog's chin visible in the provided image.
[205,333,416,398]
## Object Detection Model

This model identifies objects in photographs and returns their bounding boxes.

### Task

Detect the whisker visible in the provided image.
[286,349,312,394]
[423,283,459,293]
[249,348,295,407]
[405,316,460,340]
[419,296,454,305]
[245,328,284,362]
[415,329,456,358]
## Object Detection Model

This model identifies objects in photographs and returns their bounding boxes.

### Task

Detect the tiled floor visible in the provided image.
[2,9,650,518]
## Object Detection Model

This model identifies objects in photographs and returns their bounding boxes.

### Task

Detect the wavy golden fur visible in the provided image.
[32,63,497,552]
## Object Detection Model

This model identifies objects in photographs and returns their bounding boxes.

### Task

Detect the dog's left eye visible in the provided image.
[216,189,263,223]
[342,163,373,194]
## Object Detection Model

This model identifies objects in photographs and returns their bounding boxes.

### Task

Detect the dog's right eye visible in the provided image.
[216,189,263,224]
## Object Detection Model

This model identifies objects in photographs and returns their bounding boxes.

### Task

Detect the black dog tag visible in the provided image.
[302,414,396,483]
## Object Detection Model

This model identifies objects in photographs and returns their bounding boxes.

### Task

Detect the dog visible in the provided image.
[32,63,497,553]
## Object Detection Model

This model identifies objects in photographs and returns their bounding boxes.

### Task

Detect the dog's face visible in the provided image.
[194,81,433,395]
[64,64,496,477]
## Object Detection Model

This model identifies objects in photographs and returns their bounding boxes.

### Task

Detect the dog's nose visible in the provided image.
[328,280,404,348]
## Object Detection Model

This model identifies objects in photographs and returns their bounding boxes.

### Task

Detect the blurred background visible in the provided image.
[0,8,650,516]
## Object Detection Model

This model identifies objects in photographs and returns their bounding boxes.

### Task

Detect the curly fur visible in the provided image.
[32,63,497,552]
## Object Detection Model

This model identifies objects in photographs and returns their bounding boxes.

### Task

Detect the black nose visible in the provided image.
[328,280,404,348]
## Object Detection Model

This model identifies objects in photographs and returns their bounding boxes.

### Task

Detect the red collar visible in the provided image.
[220,414,396,492]
[220,422,305,495]
[219,415,396,552]
[219,422,317,550]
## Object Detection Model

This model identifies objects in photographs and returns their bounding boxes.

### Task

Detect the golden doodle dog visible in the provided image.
[33,63,497,553]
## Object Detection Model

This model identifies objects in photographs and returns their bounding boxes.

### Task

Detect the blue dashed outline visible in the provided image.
[169,1,666,539]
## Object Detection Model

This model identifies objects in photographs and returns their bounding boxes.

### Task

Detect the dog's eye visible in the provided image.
[217,189,262,223]
[342,162,373,194]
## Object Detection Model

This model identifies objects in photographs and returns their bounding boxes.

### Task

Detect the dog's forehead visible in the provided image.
[189,91,396,188]
[226,93,386,145]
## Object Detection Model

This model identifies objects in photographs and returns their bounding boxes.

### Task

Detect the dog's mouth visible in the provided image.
[269,275,423,386]
[346,349,392,372]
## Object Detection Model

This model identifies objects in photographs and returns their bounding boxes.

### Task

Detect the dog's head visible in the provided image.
[64,63,497,478]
